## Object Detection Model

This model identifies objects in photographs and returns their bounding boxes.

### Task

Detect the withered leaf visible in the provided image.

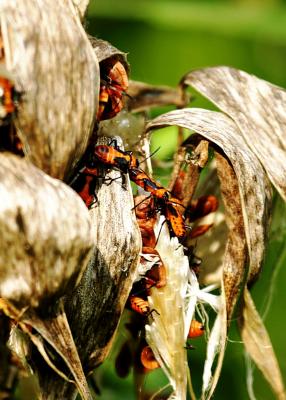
[147,108,272,284]
[24,303,92,400]
[0,153,94,308]
[0,0,99,180]
[239,289,286,400]
[183,66,286,201]
[146,108,273,397]
[215,152,248,321]
[127,80,188,113]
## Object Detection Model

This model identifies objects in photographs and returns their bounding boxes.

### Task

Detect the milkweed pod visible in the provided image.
[0,154,94,309]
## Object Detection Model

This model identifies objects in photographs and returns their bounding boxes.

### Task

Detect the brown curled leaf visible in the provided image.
[146,108,273,397]
[0,153,94,308]
[215,153,248,320]
[0,0,99,180]
[239,289,286,400]
[127,80,189,113]
[23,303,93,400]
[147,108,272,284]
[183,66,286,201]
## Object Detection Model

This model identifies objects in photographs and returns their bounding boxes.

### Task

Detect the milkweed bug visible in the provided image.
[70,166,99,208]
[140,346,160,371]
[94,142,139,174]
[129,167,170,202]
[163,198,186,240]
[0,76,21,124]
[97,60,128,121]
[129,296,159,318]
[188,320,204,338]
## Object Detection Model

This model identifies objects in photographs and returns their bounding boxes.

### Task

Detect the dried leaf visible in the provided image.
[24,304,92,400]
[183,66,286,201]
[0,153,94,308]
[147,108,272,284]
[146,108,272,397]
[0,0,99,179]
[215,153,248,320]
[239,289,286,400]
[127,80,188,113]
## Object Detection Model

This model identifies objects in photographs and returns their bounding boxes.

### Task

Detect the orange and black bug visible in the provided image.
[97,60,128,121]
[0,76,21,124]
[129,167,170,202]
[129,295,159,318]
[129,296,150,316]
[163,197,186,240]
[70,166,99,208]
[94,141,139,174]
[140,346,160,371]
[188,320,204,338]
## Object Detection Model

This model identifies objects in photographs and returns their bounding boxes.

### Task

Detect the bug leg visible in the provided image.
[147,308,160,319]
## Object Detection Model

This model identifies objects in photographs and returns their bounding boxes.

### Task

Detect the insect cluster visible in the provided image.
[68,57,220,381]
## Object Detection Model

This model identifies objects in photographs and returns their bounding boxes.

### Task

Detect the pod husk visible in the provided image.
[0,153,94,309]
[0,0,99,180]
[88,35,129,72]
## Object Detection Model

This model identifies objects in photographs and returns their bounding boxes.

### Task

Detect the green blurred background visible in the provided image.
[84,1,286,399]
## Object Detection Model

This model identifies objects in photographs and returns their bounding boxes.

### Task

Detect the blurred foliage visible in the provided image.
[85,1,286,400]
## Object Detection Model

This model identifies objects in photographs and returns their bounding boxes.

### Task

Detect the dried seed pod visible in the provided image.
[89,36,129,69]
[64,136,141,376]
[0,153,94,308]
[0,0,99,180]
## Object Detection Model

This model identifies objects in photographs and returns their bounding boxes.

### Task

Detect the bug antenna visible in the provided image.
[131,194,152,211]
[139,147,161,165]
[155,218,167,247]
